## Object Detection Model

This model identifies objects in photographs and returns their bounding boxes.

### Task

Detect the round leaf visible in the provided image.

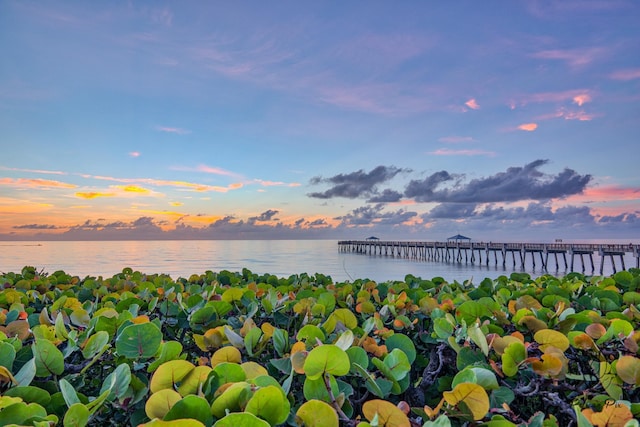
[616,355,640,385]
[63,402,89,427]
[213,412,270,427]
[245,385,290,426]
[116,322,163,359]
[33,338,64,377]
[145,388,182,420]
[533,329,569,352]
[385,334,416,364]
[362,399,411,427]
[150,360,195,393]
[164,395,213,426]
[303,344,350,380]
[296,400,338,427]
[443,382,490,421]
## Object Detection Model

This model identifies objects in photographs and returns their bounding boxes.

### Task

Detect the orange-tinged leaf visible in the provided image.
[531,353,563,377]
[572,333,598,351]
[150,360,195,393]
[145,388,182,419]
[615,355,640,385]
[534,329,569,352]
[211,346,242,367]
[241,361,268,379]
[443,382,490,421]
[131,315,150,324]
[586,323,607,339]
[589,401,633,427]
[290,341,306,355]
[362,399,411,427]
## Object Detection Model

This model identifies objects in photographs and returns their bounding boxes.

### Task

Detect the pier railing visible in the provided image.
[337,240,640,274]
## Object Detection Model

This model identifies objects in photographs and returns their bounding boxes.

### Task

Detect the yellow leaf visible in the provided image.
[534,329,569,352]
[572,333,598,351]
[442,382,490,421]
[211,346,242,367]
[176,365,212,396]
[0,366,17,386]
[145,388,182,420]
[296,400,338,427]
[531,353,563,378]
[590,401,633,427]
[150,360,195,393]
[615,355,640,385]
[241,361,268,379]
[362,399,411,427]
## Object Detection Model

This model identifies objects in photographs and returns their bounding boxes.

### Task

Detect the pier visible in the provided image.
[338,240,640,274]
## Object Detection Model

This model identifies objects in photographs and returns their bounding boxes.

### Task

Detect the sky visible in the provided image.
[1,1,640,242]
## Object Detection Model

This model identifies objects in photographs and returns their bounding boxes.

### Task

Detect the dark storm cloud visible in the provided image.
[336,203,417,226]
[308,166,407,200]
[249,209,279,223]
[426,203,477,219]
[367,189,403,203]
[13,224,61,229]
[405,160,592,203]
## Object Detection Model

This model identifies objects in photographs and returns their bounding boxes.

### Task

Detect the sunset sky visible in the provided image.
[1,1,639,241]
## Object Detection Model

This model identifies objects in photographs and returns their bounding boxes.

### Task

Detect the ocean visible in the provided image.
[1,239,638,284]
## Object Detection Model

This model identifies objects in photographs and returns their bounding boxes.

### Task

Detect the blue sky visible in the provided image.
[1,1,639,241]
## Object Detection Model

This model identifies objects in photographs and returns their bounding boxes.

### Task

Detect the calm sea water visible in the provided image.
[1,240,638,284]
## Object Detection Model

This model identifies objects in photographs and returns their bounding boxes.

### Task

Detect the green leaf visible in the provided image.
[149,360,195,393]
[33,338,64,377]
[385,333,416,364]
[303,344,350,380]
[116,322,163,359]
[164,395,213,426]
[296,324,325,344]
[81,330,109,359]
[213,413,270,427]
[145,388,182,420]
[100,363,132,400]
[303,374,339,402]
[296,399,339,427]
[0,341,16,370]
[63,402,89,427]
[210,381,252,419]
[346,347,369,373]
[14,358,36,386]
[2,386,51,407]
[468,323,489,356]
[501,341,526,377]
[452,367,499,391]
[59,378,81,408]
[148,341,184,373]
[245,385,290,426]
[323,308,357,333]
[382,348,411,381]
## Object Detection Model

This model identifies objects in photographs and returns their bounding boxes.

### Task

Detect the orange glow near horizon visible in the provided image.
[75,192,116,199]
[1,177,77,188]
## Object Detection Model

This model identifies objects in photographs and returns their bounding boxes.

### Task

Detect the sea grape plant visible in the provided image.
[0,265,638,426]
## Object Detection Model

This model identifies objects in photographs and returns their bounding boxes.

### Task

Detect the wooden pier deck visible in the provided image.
[337,240,640,274]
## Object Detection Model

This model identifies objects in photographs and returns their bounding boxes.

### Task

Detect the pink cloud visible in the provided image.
[254,179,301,187]
[567,185,640,203]
[531,47,604,67]
[609,68,640,81]
[196,165,238,177]
[518,89,592,106]
[0,166,66,175]
[438,136,475,143]
[573,94,591,106]
[428,148,496,157]
[157,126,190,135]
[518,123,538,131]
[129,151,141,157]
[0,178,77,189]
[465,98,480,110]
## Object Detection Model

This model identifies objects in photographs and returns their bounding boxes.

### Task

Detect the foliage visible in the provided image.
[0,266,639,426]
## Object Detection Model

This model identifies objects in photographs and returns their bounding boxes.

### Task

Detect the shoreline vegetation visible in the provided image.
[1,266,639,427]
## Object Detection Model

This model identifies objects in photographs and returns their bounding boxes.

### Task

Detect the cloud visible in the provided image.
[438,136,475,143]
[428,148,496,157]
[465,98,480,110]
[0,166,66,175]
[573,94,591,106]
[336,203,418,226]
[157,126,190,135]
[75,192,116,199]
[609,68,640,81]
[249,209,279,223]
[367,189,403,203]
[195,165,240,177]
[531,47,605,67]
[170,201,184,206]
[254,179,301,187]
[517,89,593,106]
[0,178,77,189]
[129,151,141,157]
[12,224,62,230]
[404,159,592,203]
[308,165,408,200]
[113,185,151,194]
[518,123,538,131]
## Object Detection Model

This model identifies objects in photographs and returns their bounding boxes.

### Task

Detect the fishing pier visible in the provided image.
[337,240,640,274]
